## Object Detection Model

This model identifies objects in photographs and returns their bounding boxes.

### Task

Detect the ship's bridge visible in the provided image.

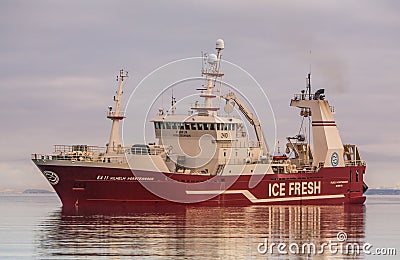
[151,114,245,142]
[150,113,264,174]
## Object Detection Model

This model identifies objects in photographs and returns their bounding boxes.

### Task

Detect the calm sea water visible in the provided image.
[0,194,398,259]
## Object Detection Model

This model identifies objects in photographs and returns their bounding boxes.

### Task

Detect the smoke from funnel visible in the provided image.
[314,55,348,94]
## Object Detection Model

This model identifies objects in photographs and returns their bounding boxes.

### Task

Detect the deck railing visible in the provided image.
[32,144,165,163]
[293,93,316,100]
[345,160,366,167]
[53,145,106,154]
[107,111,125,118]
[292,94,335,112]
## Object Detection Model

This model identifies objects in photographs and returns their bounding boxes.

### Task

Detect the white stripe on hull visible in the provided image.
[186,190,345,203]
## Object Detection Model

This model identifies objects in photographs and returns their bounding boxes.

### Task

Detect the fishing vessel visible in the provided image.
[32,39,368,207]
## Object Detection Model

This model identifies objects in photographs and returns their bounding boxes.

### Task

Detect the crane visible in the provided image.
[221,92,269,155]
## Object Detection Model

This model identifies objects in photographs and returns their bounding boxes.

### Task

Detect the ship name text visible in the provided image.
[96,175,154,181]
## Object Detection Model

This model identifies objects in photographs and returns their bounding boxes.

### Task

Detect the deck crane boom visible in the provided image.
[221,92,269,155]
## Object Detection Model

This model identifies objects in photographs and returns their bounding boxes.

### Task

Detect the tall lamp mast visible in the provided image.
[106,69,128,154]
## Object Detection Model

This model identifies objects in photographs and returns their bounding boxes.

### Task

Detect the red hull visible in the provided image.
[35,163,366,208]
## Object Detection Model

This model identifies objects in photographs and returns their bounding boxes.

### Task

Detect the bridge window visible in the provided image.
[204,123,209,130]
[161,122,165,129]
[191,123,197,130]
[166,122,171,129]
[197,123,203,130]
[171,122,176,129]
[185,123,190,130]
[232,124,235,130]
[210,123,215,130]
[223,124,228,130]
[154,122,160,129]
[178,123,184,129]
[217,123,221,130]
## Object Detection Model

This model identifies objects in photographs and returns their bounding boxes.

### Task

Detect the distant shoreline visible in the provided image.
[0,189,55,194]
[365,189,400,195]
[0,188,398,195]
[23,189,55,194]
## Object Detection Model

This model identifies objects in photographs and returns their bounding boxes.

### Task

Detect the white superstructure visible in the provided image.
[150,39,272,175]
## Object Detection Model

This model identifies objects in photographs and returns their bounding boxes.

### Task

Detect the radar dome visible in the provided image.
[224,100,235,114]
[216,39,224,50]
[207,53,218,64]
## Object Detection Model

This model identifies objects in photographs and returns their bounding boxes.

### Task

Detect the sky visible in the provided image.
[0,0,399,191]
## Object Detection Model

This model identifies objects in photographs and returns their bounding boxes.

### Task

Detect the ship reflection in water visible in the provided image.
[35,205,365,259]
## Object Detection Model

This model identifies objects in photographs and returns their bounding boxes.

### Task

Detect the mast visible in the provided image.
[106,69,128,154]
[193,39,224,115]
[307,73,311,100]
